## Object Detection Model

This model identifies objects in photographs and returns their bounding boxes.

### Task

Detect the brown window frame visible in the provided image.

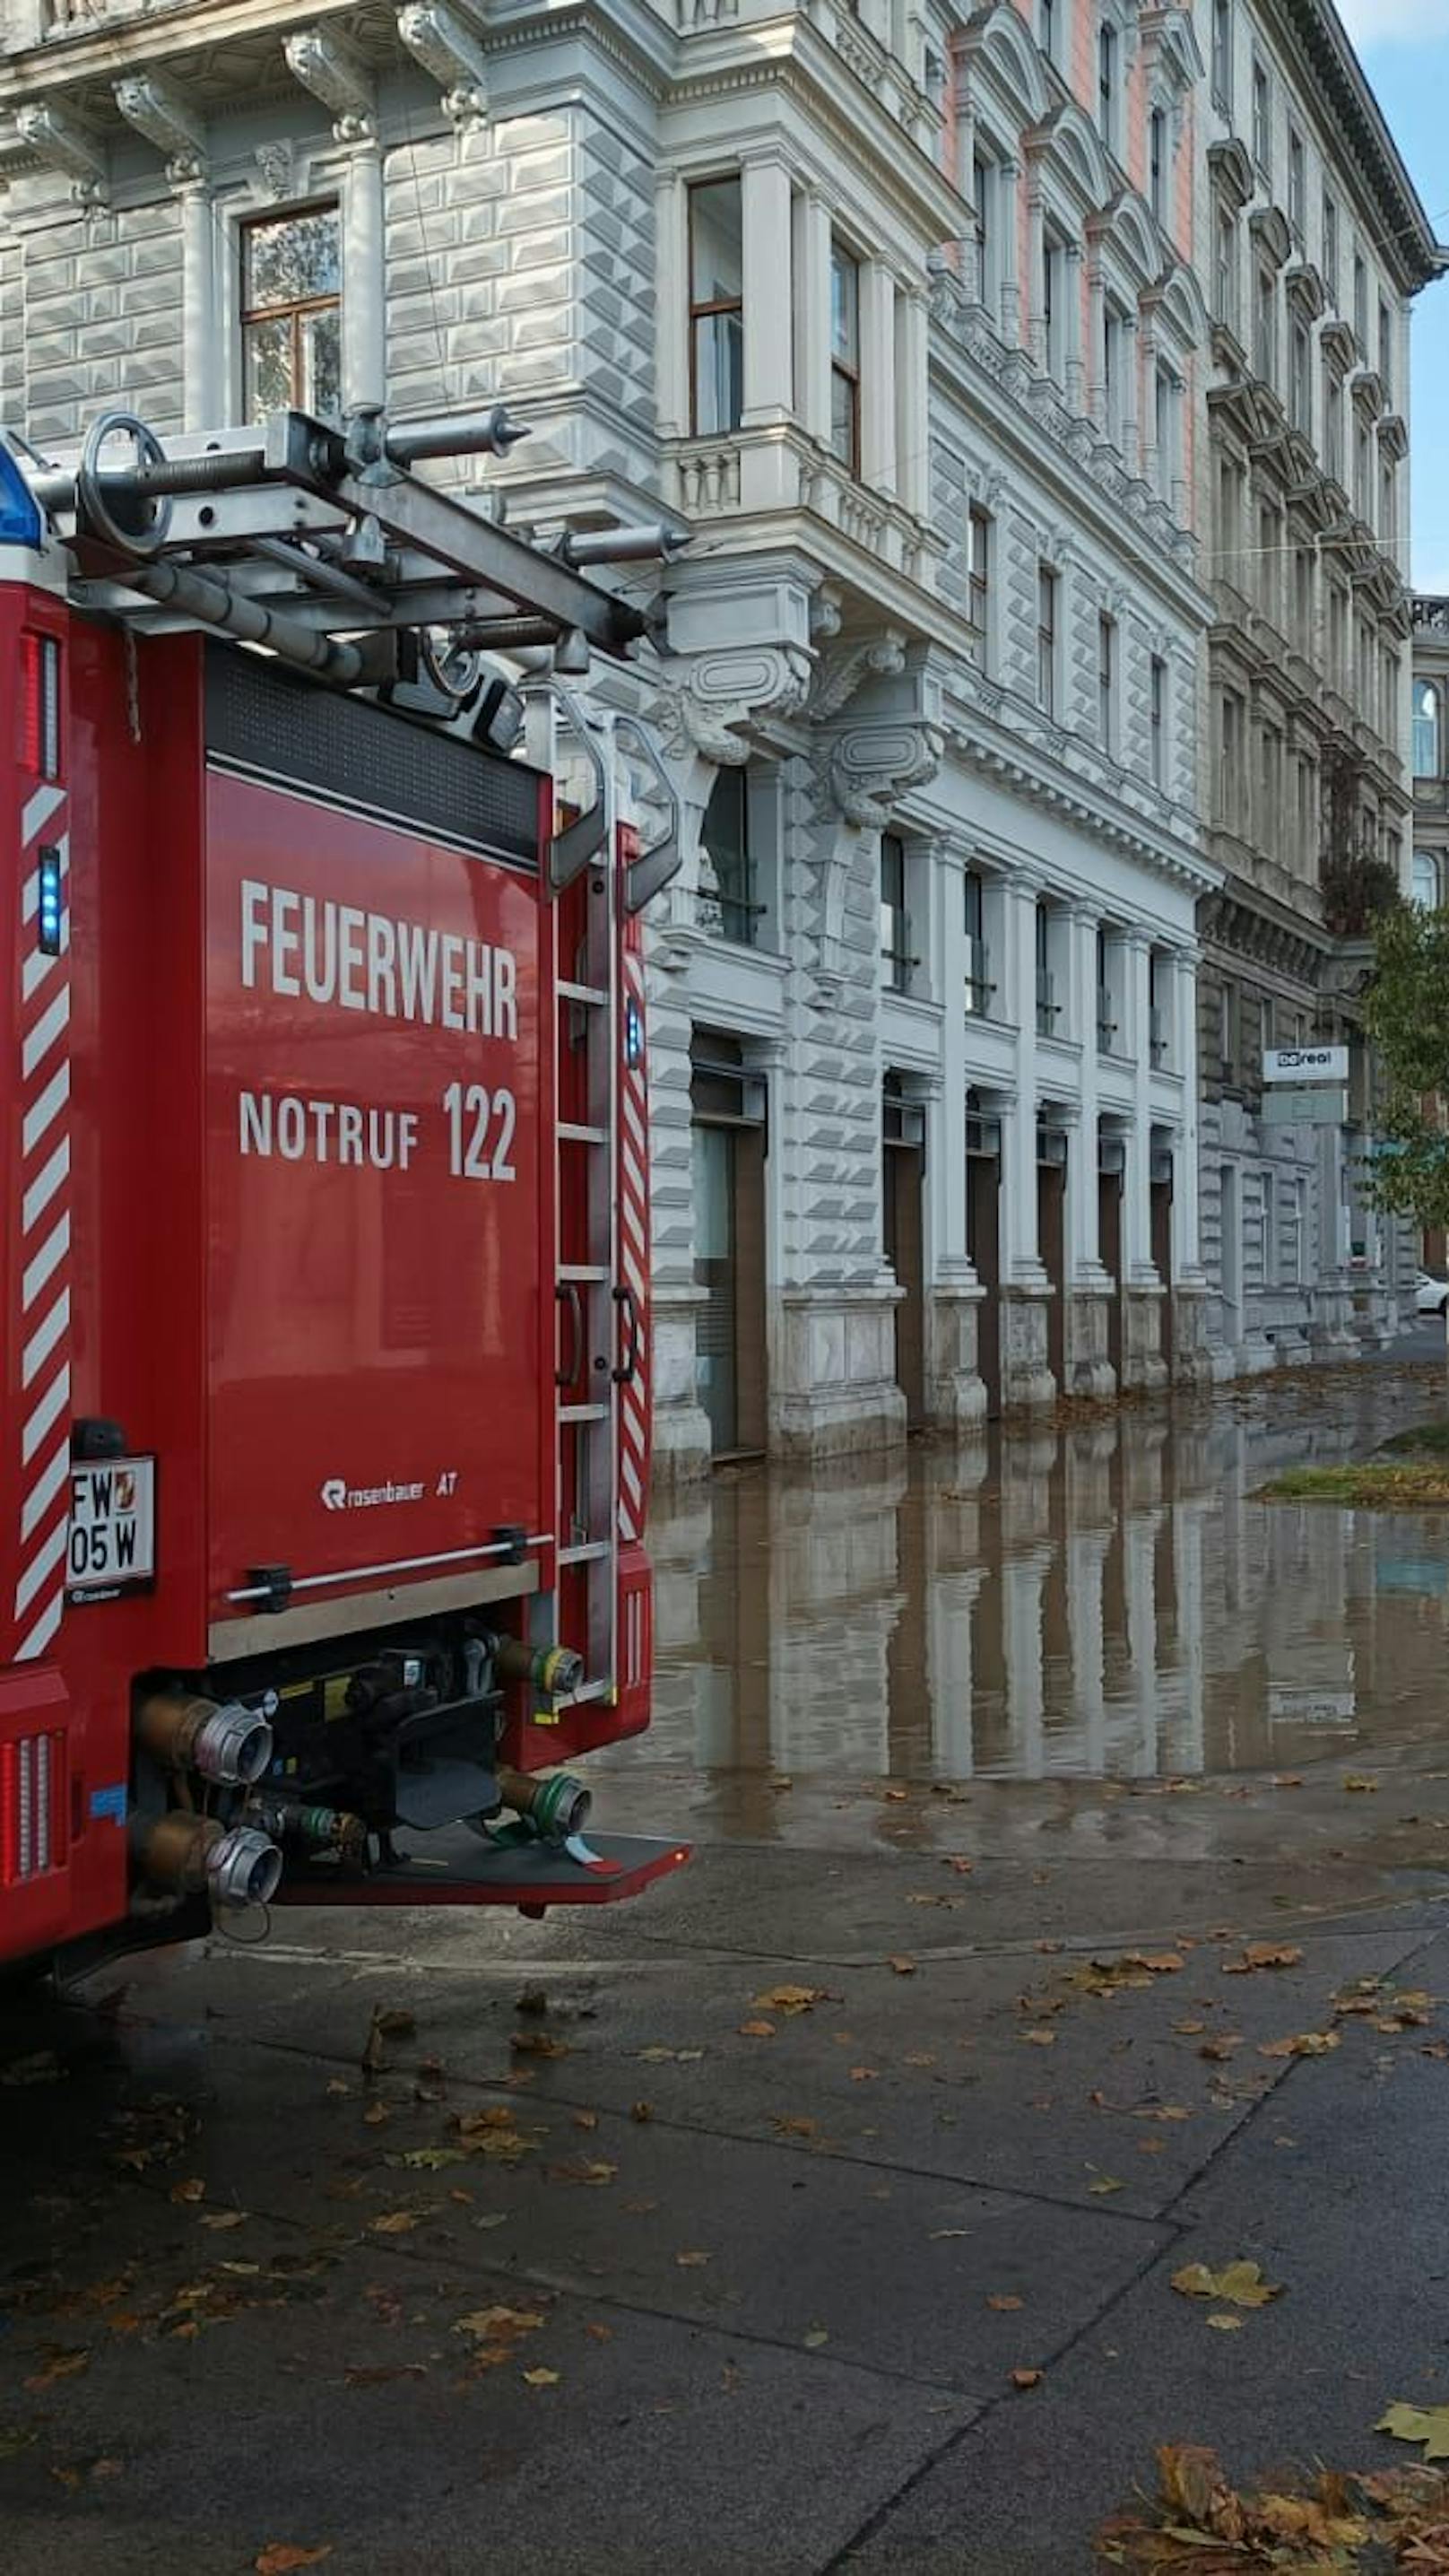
[240,200,342,423]
[829,239,862,478]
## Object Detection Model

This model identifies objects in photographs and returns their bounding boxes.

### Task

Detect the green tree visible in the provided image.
[1364,902,1449,1230]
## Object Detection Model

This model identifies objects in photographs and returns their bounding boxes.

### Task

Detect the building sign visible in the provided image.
[1262,1086,1349,1127]
[1262,1046,1349,1083]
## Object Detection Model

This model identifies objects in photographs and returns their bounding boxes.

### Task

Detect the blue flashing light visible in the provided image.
[624,994,645,1071]
[38,846,64,959]
[0,443,43,552]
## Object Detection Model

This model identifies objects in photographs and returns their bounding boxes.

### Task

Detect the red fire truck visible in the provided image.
[0,402,688,1975]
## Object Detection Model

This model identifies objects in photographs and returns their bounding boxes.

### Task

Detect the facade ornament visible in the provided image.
[819,718,944,828]
[809,630,907,723]
[283,28,376,144]
[809,585,844,642]
[113,75,206,188]
[16,103,107,205]
[255,140,299,201]
[656,644,815,767]
[397,4,490,126]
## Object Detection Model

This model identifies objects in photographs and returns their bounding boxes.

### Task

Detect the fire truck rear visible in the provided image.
[0,403,688,1971]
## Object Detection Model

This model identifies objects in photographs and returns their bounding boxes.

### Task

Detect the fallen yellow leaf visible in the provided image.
[522,2368,560,2389]
[675,2250,711,2268]
[888,1956,917,1977]
[1011,2369,1042,2390]
[738,2020,777,2039]
[803,2327,829,2349]
[1258,2031,1341,2059]
[453,2306,545,2339]
[256,2550,333,2576]
[1222,1945,1303,1975]
[1171,2260,1282,2310]
[198,2210,247,2232]
[1205,2314,1244,2332]
[368,2211,421,2235]
[987,2294,1024,2312]
[1377,2401,1449,2460]
[1020,2029,1057,2047]
[1342,1775,1378,1793]
[751,1987,826,2016]
[169,2179,205,2206]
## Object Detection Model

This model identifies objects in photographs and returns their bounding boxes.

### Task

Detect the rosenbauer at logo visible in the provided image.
[320,1475,427,1512]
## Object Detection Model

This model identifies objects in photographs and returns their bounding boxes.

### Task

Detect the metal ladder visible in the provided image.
[535,692,620,1709]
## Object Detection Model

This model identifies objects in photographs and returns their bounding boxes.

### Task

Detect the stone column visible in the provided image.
[999,159,1022,350]
[1067,904,1115,1396]
[1064,239,1086,415]
[177,174,216,431]
[1001,875,1054,1410]
[1002,1548,1048,1778]
[801,191,833,443]
[1066,1527,1109,1771]
[343,139,386,411]
[1139,318,1160,493]
[1025,170,1046,370]
[1124,930,1167,1390]
[896,291,929,516]
[655,170,690,439]
[929,843,986,1432]
[741,152,794,424]
[862,261,898,492]
[1120,309,1141,478]
[1087,248,1106,431]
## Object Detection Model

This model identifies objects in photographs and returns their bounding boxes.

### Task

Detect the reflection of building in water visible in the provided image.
[645,1410,1449,1784]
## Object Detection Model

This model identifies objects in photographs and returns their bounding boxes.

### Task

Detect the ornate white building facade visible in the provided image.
[0,0,1425,1479]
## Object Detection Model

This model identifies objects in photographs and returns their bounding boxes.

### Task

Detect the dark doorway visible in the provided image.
[967,1101,1002,1421]
[691,1036,768,1460]
[1151,1164,1175,1372]
[883,1082,926,1428]
[1037,1128,1067,1392]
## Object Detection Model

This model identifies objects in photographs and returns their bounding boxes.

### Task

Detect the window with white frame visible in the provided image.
[1379,296,1394,400]
[1211,0,1233,109]
[1289,314,1312,434]
[1042,227,1068,382]
[1414,679,1441,779]
[1150,655,1168,788]
[688,178,744,435]
[973,152,999,312]
[1288,127,1306,247]
[1149,109,1168,224]
[1098,21,1120,155]
[1254,264,1277,385]
[1259,720,1284,840]
[1153,361,1181,503]
[1251,57,1271,178]
[1412,850,1440,910]
[1098,612,1117,753]
[829,240,861,474]
[964,866,993,1014]
[1037,563,1059,718]
[1218,686,1245,830]
[1353,251,1368,352]
[967,503,992,660]
[1324,366,1344,484]
[1382,454,1397,552]
[242,205,342,423]
[1037,0,1062,65]
[1215,205,1239,335]
[881,831,915,990]
[1286,1177,1307,1284]
[1323,195,1339,303]
[1294,545,1315,646]
[1149,949,1170,1066]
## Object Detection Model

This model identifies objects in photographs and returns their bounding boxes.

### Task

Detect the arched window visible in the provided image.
[1414,679,1441,779]
[1412,850,1440,911]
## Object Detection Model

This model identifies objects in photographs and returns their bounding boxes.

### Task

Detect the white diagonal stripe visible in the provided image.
[22,1365,69,1466]
[22,1213,69,1312]
[22,1061,69,1158]
[14,1518,67,1619]
[20,831,68,925]
[22,986,69,1079]
[22,784,64,846]
[22,1442,71,1544]
[623,1088,646,1150]
[22,1138,68,1235]
[15,1592,64,1664]
[22,948,59,1004]
[22,1289,69,1390]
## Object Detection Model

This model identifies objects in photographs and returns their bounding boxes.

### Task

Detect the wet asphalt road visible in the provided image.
[4,1348,1449,2574]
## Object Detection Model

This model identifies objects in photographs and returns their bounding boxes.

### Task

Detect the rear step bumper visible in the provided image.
[276,1828,690,1912]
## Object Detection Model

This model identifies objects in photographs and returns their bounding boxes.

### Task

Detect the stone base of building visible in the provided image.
[770,1286,907,1463]
[1000,1283,1057,1413]
[649,1290,715,1490]
[926,1285,989,1433]
[1122,1284,1170,1392]
[1169,1282,1212,1387]
[1066,1282,1116,1400]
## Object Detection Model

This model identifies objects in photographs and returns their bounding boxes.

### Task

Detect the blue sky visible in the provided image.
[1338,0,1449,594]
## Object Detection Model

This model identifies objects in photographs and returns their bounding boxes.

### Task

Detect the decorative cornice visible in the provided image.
[15,100,106,204]
[810,631,907,722]
[819,718,943,827]
[656,644,815,766]
[396,3,490,127]
[283,26,375,145]
[113,74,206,188]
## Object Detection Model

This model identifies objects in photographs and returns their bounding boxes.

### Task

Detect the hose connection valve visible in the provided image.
[135,1688,273,1787]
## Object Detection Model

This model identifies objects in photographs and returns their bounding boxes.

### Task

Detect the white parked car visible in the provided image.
[1416,1271,1449,1317]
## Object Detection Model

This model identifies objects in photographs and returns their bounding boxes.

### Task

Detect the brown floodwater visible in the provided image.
[634,1363,1449,1789]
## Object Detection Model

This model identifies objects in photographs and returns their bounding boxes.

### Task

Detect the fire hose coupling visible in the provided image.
[136,1813,283,1911]
[135,1688,275,1788]
[249,1795,369,1867]
[493,1637,586,1701]
[496,1764,592,1843]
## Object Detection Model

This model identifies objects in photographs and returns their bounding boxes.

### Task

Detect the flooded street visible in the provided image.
[639,1358,1449,1796]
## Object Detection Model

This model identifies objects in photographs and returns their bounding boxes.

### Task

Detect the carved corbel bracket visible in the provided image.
[284,27,377,144]
[397,2,490,126]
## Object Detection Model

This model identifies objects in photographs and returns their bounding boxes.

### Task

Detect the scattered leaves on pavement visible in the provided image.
[511,2032,570,2060]
[1088,2173,1125,2197]
[255,2550,333,2576]
[675,2250,711,2268]
[751,1987,826,2017]
[361,2006,414,2075]
[23,2347,90,2392]
[738,2020,776,2038]
[522,2369,560,2389]
[1205,2315,1244,2334]
[389,2145,465,2171]
[546,2158,618,2188]
[1259,2032,1341,2059]
[169,2178,206,2206]
[1378,2405,1449,2462]
[888,1956,916,1977]
[1221,1944,1303,1975]
[1011,2370,1042,2391]
[988,2295,1024,2312]
[1,2052,64,2087]
[369,2211,421,2236]
[1170,2260,1282,2311]
[1021,2028,1058,2047]
[198,2208,248,2231]
[1342,1776,1379,1793]
[803,2327,829,2349]
[1096,2443,1449,2570]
